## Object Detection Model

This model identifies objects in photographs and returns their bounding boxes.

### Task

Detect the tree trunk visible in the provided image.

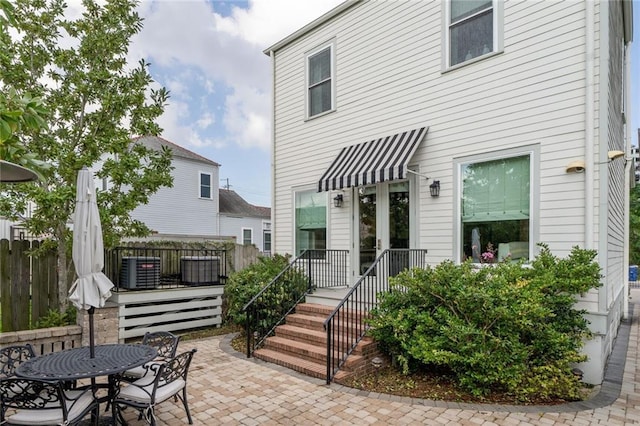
[56,225,68,312]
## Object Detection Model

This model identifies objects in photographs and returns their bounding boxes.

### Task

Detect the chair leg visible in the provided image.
[181,387,193,424]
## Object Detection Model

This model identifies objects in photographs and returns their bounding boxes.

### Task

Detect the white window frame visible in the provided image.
[242,228,253,245]
[442,0,504,71]
[293,187,328,256]
[199,172,213,199]
[453,145,539,264]
[305,40,336,119]
[263,230,272,252]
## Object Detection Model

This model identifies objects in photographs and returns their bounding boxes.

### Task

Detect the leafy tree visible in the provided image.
[630,184,640,266]
[0,0,173,310]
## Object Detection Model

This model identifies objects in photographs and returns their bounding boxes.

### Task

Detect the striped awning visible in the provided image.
[317,127,428,192]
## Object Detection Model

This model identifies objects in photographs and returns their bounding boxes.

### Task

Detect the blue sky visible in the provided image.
[113,0,638,207]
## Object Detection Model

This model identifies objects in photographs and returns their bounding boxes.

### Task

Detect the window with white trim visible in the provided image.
[448,0,495,67]
[460,154,531,263]
[242,228,253,245]
[294,190,327,256]
[306,43,334,118]
[263,230,271,252]
[199,172,212,199]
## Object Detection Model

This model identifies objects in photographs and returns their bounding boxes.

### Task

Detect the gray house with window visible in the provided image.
[130,136,221,237]
[219,189,271,253]
[265,0,633,384]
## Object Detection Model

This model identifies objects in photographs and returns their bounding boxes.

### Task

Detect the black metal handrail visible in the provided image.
[323,249,428,384]
[242,249,349,358]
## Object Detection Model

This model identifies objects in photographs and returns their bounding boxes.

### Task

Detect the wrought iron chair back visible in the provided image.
[0,377,98,425]
[114,348,197,426]
[142,331,181,359]
[0,344,36,378]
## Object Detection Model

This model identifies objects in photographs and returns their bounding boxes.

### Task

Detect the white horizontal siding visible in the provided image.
[271,0,615,267]
[132,158,219,236]
[219,215,269,251]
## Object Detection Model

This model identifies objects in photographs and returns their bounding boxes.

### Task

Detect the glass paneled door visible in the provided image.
[357,181,410,275]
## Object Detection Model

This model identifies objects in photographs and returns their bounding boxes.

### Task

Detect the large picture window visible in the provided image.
[307,44,334,117]
[449,0,494,66]
[461,154,530,263]
[295,190,326,256]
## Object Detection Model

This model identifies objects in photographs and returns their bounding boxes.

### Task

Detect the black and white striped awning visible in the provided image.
[318,127,428,192]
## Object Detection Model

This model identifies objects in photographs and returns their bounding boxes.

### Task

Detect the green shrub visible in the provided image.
[368,244,600,402]
[223,254,308,333]
[34,306,76,328]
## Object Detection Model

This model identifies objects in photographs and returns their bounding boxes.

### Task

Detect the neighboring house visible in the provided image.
[265,0,633,384]
[219,189,271,253]
[129,136,221,237]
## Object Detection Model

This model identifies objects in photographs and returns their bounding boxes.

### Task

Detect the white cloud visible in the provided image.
[197,112,215,129]
[128,0,344,151]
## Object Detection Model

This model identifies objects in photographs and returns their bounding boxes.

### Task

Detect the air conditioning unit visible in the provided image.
[180,256,220,285]
[120,257,161,290]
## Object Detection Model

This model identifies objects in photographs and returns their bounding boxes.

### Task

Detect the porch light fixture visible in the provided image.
[429,180,440,197]
[608,150,625,161]
[333,194,344,208]
[565,160,586,174]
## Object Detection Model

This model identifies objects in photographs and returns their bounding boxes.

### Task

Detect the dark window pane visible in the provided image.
[450,9,493,66]
[309,48,331,85]
[309,81,332,116]
[451,0,492,22]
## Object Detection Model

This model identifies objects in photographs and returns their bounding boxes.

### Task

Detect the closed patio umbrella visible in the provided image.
[68,167,114,357]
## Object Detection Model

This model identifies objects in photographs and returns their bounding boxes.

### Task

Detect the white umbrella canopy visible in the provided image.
[68,168,114,354]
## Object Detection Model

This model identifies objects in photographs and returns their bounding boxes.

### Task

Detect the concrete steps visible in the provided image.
[253,302,379,383]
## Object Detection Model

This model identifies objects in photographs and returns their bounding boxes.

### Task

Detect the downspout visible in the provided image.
[269,50,277,254]
[585,0,595,251]
[623,41,632,319]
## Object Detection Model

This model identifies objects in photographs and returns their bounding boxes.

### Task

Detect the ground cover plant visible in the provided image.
[368,244,601,403]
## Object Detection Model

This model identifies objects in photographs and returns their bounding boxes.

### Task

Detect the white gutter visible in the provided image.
[269,50,277,254]
[585,0,594,250]
[623,39,632,318]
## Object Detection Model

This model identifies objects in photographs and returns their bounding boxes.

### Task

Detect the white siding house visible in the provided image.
[265,0,633,384]
[130,136,220,237]
[219,189,271,253]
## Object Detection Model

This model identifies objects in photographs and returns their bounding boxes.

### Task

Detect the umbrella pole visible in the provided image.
[88,306,95,358]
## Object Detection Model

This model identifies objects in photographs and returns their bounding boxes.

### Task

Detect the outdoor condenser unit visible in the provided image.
[180,256,220,285]
[119,256,161,290]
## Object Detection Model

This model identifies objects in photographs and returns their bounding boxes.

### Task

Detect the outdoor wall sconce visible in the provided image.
[333,194,344,208]
[608,150,625,161]
[429,180,440,197]
[565,160,586,173]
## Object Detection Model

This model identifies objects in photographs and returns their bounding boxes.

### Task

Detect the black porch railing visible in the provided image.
[242,249,349,357]
[104,246,228,291]
[323,249,428,384]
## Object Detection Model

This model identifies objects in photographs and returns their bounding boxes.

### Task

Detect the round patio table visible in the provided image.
[15,344,157,381]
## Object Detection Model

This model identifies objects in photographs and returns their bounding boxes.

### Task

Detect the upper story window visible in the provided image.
[200,172,212,199]
[459,150,535,264]
[307,42,335,118]
[242,228,253,245]
[448,0,497,67]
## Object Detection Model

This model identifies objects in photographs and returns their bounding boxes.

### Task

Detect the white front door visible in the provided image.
[355,181,411,276]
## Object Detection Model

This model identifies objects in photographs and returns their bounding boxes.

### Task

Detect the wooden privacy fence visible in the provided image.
[0,239,58,332]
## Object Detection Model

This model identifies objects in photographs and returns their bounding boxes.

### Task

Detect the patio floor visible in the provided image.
[102,290,640,425]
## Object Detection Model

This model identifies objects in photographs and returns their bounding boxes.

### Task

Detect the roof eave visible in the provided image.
[263,0,362,55]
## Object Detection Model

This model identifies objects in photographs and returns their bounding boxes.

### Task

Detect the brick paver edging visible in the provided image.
[219,303,634,414]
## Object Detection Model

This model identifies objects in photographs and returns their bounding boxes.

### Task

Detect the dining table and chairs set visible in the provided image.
[0,331,197,426]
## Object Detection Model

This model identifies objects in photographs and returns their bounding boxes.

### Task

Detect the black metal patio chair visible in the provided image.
[0,344,36,378]
[0,377,98,425]
[121,331,181,381]
[114,348,197,425]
